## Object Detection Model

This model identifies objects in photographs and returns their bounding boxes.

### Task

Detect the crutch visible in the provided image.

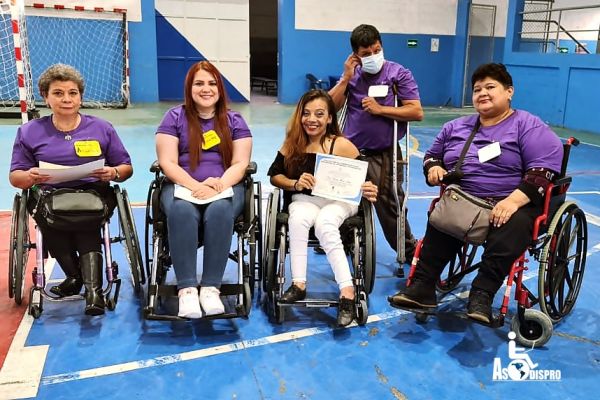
[391,85,410,270]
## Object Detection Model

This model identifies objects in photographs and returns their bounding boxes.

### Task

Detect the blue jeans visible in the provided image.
[160,183,244,289]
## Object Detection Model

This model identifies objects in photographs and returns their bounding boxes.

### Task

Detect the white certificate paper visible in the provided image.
[38,158,105,184]
[174,184,234,205]
[311,154,368,205]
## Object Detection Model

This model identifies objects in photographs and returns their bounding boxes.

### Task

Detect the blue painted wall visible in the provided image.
[128,0,159,103]
[504,0,600,134]
[278,0,457,107]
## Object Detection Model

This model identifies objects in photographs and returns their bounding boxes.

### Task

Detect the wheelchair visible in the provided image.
[7,185,144,318]
[143,162,262,321]
[403,137,587,347]
[263,188,376,325]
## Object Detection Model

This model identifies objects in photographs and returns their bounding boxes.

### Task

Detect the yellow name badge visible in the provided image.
[74,140,102,157]
[202,130,221,150]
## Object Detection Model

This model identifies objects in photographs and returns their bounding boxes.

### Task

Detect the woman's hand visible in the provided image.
[91,167,117,182]
[427,166,447,186]
[28,167,50,186]
[202,177,223,193]
[361,181,378,202]
[490,198,520,228]
[295,173,315,191]
[191,184,218,200]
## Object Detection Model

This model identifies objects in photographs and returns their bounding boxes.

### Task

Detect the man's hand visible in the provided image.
[342,53,360,81]
[361,97,383,115]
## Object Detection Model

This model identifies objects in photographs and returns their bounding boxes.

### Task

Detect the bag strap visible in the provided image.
[453,118,481,174]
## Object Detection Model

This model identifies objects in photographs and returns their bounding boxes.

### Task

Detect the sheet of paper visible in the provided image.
[38,158,105,184]
[311,153,368,205]
[174,184,234,205]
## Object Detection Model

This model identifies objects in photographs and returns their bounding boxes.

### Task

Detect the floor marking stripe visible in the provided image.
[40,309,412,386]
[0,258,56,400]
[39,274,542,387]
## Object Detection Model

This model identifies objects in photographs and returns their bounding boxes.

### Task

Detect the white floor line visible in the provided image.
[39,308,411,386]
[0,258,56,400]
[38,274,540,387]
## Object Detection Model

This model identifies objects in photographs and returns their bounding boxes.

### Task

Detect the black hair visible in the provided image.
[471,63,513,88]
[350,24,382,53]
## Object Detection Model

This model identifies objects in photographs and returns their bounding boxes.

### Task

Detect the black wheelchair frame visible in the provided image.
[262,187,376,325]
[143,162,263,321]
[7,185,144,318]
[405,137,587,347]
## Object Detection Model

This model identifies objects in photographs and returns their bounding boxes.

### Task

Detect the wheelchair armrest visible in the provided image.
[246,161,257,175]
[553,176,572,187]
[150,160,161,173]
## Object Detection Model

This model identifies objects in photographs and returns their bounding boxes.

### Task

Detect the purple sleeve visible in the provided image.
[424,123,449,162]
[395,68,421,101]
[10,126,36,172]
[229,111,252,141]
[519,118,563,173]
[104,123,132,166]
[156,107,182,137]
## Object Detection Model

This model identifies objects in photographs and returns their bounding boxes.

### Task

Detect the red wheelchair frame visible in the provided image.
[405,137,587,347]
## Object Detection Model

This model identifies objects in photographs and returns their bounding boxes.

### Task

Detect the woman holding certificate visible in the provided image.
[156,61,252,319]
[9,64,132,315]
[267,89,377,327]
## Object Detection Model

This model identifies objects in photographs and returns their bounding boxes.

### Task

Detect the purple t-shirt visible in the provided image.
[425,110,563,198]
[345,60,421,151]
[156,105,252,182]
[10,114,131,188]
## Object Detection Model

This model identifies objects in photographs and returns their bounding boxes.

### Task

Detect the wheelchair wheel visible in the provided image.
[510,309,553,348]
[262,189,280,293]
[538,201,587,322]
[356,291,368,326]
[436,244,476,294]
[361,200,376,295]
[254,181,263,288]
[115,186,144,294]
[9,192,30,305]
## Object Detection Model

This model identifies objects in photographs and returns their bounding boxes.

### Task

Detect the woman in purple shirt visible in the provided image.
[389,63,563,324]
[9,64,133,316]
[156,61,252,319]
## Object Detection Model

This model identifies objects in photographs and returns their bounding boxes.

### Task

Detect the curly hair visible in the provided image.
[38,64,85,98]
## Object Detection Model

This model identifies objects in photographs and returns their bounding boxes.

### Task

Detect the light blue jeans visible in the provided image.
[160,182,244,289]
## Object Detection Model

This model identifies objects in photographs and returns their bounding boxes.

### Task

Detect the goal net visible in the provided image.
[0,2,128,118]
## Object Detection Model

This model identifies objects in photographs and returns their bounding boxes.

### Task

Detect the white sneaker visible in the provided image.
[177,287,202,319]
[199,286,225,316]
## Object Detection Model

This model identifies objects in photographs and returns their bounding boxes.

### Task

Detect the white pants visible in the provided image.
[288,194,359,290]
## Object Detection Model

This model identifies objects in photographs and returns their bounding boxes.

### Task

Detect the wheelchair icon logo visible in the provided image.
[492,331,561,381]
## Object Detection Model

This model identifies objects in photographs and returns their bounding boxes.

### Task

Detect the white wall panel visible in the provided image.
[156,0,250,100]
[295,0,458,35]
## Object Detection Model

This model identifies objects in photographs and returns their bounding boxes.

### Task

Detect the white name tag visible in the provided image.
[367,84,388,98]
[478,141,501,163]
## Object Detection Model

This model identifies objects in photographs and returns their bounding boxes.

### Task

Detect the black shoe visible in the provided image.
[81,252,106,316]
[466,288,493,324]
[388,279,437,309]
[280,284,307,303]
[337,297,355,327]
[49,277,83,297]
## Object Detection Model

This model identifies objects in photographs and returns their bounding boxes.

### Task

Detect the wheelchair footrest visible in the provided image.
[280,298,339,308]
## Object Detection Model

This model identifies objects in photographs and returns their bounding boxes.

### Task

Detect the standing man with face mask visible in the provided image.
[329,24,424,269]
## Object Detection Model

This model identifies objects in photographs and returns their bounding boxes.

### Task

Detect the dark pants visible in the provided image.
[363,145,416,257]
[32,182,116,277]
[413,203,540,295]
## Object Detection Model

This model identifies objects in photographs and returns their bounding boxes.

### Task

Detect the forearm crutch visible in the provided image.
[391,85,410,265]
